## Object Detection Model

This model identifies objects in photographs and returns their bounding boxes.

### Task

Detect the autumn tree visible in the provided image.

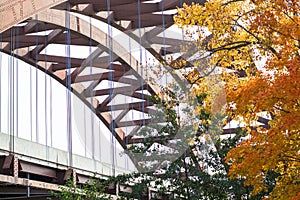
[174,0,300,199]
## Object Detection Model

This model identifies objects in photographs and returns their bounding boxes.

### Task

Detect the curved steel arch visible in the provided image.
[0,0,208,151]
[0,10,159,148]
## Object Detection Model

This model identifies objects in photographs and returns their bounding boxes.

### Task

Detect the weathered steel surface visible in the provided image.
[0,0,66,32]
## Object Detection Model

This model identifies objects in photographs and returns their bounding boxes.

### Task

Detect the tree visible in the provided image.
[51,86,272,200]
[50,178,111,200]
[112,131,273,200]
[109,86,273,200]
[174,0,300,199]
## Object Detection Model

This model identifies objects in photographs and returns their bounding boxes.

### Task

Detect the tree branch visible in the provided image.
[235,21,279,56]
[273,105,290,113]
[209,41,252,53]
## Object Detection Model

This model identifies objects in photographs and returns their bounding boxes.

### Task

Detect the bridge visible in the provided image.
[0,0,271,199]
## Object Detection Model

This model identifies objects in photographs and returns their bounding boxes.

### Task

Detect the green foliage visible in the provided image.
[50,88,276,200]
[110,131,277,200]
[108,90,276,200]
[50,178,111,200]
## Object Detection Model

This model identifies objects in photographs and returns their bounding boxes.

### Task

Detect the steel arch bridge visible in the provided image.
[0,0,267,199]
[0,0,208,198]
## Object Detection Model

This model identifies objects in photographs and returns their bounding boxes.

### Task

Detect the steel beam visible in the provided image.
[0,0,67,32]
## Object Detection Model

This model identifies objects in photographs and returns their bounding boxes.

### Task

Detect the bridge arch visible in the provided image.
[0,0,208,197]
